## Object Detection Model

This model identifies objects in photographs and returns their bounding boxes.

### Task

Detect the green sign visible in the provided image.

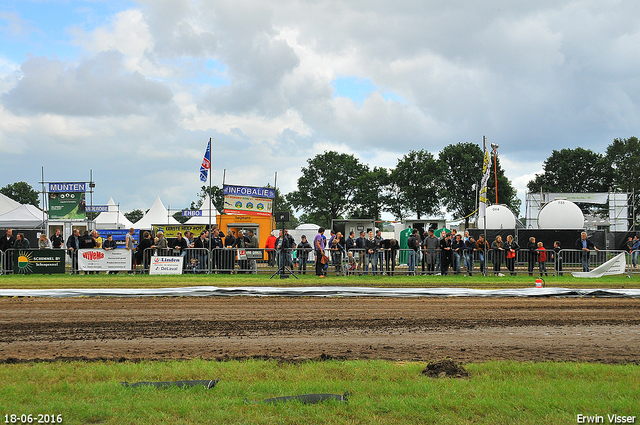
[49,192,86,220]
[14,249,66,274]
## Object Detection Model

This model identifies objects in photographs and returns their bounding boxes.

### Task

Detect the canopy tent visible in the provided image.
[94,197,134,229]
[134,196,180,229]
[0,204,47,229]
[184,195,219,225]
[0,193,21,216]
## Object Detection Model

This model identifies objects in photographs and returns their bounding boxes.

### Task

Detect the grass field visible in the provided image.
[1,359,638,425]
[1,272,639,289]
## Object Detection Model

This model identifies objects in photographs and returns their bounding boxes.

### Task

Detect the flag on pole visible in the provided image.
[199,139,211,182]
[478,138,491,226]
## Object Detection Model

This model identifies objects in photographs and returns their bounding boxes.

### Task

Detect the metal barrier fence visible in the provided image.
[0,246,637,277]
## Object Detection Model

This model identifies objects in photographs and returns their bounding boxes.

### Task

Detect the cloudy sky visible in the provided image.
[1,0,639,219]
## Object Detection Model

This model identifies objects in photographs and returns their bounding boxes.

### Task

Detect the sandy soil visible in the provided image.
[0,297,638,363]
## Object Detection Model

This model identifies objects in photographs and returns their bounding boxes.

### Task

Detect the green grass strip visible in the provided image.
[0,359,638,424]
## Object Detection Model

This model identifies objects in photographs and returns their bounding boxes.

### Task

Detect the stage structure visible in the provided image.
[525,192,631,231]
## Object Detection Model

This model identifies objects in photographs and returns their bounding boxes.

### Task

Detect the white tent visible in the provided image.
[185,195,218,225]
[0,193,21,216]
[0,204,47,228]
[94,197,134,229]
[134,196,180,229]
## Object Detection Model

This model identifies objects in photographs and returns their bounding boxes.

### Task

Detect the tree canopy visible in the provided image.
[0,181,40,207]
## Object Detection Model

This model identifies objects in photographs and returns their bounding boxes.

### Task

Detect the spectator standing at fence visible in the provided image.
[575,231,599,272]
[632,236,640,269]
[375,230,384,274]
[50,229,63,249]
[537,241,548,276]
[296,235,312,274]
[265,232,277,267]
[476,234,489,274]
[331,232,345,275]
[527,236,537,276]
[504,234,518,276]
[194,231,209,273]
[284,229,295,268]
[125,228,135,273]
[407,229,419,275]
[0,228,15,253]
[423,229,439,275]
[154,231,168,256]
[355,231,366,275]
[66,229,80,274]
[234,230,249,273]
[491,235,504,276]
[210,228,224,273]
[136,231,153,272]
[440,232,452,275]
[552,241,563,276]
[78,231,96,274]
[15,233,30,249]
[381,238,399,276]
[92,230,102,249]
[364,230,378,276]
[464,236,476,276]
[102,234,117,274]
[38,233,52,249]
[173,232,188,259]
[452,234,464,275]
[314,227,326,277]
[345,231,355,254]
[247,229,259,274]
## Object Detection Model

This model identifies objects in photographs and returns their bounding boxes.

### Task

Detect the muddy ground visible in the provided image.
[0,297,638,363]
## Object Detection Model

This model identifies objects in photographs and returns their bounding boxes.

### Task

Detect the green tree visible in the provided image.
[124,209,144,224]
[287,151,368,228]
[197,185,225,213]
[606,136,640,224]
[527,147,613,193]
[172,211,190,224]
[350,166,390,222]
[486,153,522,217]
[0,181,40,207]
[390,150,442,219]
[438,142,484,227]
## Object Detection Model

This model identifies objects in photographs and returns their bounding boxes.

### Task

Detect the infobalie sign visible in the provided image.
[223,185,275,199]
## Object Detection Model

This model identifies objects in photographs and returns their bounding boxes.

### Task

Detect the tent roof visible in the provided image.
[0,204,47,228]
[134,196,180,228]
[94,197,134,229]
[0,193,22,216]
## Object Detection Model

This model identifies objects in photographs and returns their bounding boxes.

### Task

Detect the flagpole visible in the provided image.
[208,137,212,233]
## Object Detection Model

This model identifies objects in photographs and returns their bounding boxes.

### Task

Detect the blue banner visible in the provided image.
[223,185,275,199]
[182,210,202,217]
[49,182,86,193]
[96,229,139,248]
[86,205,109,212]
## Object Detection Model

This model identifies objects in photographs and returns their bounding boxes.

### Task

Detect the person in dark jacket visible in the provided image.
[66,229,80,274]
[407,229,419,275]
[15,233,30,249]
[451,234,464,275]
[491,235,504,276]
[210,228,224,273]
[364,231,378,276]
[464,236,476,276]
[50,229,64,249]
[575,231,599,272]
[103,234,118,274]
[296,235,312,274]
[381,238,399,276]
[136,231,153,273]
[439,232,452,275]
[194,231,209,272]
[527,236,537,276]
[234,230,250,273]
[355,231,366,275]
[78,231,96,274]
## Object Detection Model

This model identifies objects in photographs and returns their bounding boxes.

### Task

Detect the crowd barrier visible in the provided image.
[0,247,638,277]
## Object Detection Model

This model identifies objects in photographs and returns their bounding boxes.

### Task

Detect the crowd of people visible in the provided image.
[0,225,633,276]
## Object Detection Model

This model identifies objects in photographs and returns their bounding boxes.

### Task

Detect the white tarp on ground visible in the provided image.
[1,286,639,298]
[184,195,218,225]
[0,204,47,228]
[0,193,21,216]
[572,252,627,278]
[93,197,134,229]
[134,196,180,229]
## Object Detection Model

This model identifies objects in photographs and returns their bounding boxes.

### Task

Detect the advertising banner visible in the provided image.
[86,205,109,213]
[223,185,275,199]
[223,195,272,217]
[49,183,86,193]
[153,225,208,239]
[149,256,184,275]
[78,249,132,271]
[13,249,66,274]
[49,192,86,220]
[573,252,626,278]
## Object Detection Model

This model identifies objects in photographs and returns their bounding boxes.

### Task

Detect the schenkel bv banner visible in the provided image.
[49,192,86,220]
[13,249,66,274]
[78,249,132,271]
[149,256,184,275]
[223,185,276,199]
[222,195,273,217]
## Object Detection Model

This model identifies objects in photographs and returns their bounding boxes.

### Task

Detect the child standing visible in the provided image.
[537,242,548,276]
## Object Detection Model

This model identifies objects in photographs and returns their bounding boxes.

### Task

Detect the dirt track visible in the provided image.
[0,297,639,363]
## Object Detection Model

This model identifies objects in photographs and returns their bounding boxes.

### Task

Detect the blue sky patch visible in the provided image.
[331,75,406,105]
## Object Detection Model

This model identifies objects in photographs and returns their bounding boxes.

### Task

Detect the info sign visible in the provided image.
[223,195,273,217]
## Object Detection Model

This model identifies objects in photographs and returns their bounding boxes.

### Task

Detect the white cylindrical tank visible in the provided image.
[478,204,517,229]
[537,199,584,229]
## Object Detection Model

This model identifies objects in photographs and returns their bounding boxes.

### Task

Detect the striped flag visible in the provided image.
[478,137,491,226]
[199,138,211,182]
